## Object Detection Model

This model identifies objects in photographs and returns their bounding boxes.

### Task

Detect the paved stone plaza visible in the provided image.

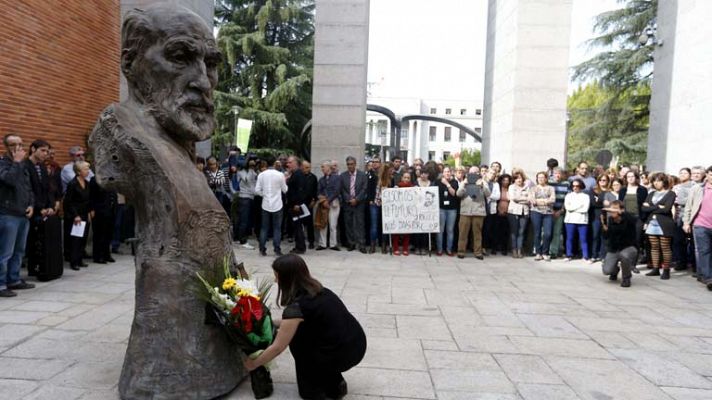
[1,245,712,400]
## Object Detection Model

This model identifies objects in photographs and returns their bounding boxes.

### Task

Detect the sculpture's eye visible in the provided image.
[112,154,119,162]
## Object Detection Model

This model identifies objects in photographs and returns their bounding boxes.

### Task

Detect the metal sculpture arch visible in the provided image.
[300,105,482,161]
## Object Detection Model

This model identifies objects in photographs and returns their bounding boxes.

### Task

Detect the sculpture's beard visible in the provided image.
[146,89,215,142]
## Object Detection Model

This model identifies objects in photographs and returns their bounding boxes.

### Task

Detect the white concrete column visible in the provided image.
[482,0,572,176]
[311,0,370,169]
[647,0,712,172]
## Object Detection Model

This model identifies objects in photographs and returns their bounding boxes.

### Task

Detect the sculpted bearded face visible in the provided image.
[121,6,221,142]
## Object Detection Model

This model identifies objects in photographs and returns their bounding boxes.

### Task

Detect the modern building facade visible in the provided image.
[647,0,712,172]
[365,97,483,163]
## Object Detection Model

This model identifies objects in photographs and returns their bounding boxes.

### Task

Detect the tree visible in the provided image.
[444,149,481,169]
[569,0,657,168]
[213,0,314,155]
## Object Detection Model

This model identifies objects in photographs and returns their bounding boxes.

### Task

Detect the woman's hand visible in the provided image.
[74,216,82,225]
[244,357,258,372]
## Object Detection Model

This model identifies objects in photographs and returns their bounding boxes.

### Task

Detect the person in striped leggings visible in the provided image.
[642,173,677,280]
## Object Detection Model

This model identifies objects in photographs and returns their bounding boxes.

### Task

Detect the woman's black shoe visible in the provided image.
[646,268,660,276]
[79,262,89,268]
[106,257,116,263]
[94,259,107,264]
[661,269,670,280]
[70,265,81,271]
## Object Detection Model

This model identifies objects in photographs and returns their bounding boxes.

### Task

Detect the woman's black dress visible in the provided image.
[283,287,367,399]
[63,177,91,267]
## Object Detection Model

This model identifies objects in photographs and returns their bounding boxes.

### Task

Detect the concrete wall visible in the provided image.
[311,0,370,170]
[482,0,572,176]
[119,0,214,102]
[647,0,712,172]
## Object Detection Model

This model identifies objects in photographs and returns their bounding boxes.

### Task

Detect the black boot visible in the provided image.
[621,277,631,288]
[646,268,660,277]
[661,269,670,280]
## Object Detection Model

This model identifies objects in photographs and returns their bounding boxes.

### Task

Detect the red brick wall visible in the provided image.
[0,0,120,165]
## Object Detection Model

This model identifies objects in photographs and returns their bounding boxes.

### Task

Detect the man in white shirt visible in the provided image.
[254,156,288,256]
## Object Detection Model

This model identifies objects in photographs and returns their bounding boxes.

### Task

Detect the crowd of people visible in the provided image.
[1,134,123,297]
[201,147,712,291]
[2,132,711,298]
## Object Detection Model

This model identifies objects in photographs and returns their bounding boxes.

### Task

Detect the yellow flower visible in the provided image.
[222,277,237,291]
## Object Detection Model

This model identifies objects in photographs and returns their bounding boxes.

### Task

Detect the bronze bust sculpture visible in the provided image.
[89,4,244,399]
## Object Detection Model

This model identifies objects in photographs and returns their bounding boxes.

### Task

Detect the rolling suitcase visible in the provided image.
[28,215,64,281]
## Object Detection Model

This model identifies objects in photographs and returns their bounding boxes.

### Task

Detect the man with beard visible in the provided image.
[88,5,244,399]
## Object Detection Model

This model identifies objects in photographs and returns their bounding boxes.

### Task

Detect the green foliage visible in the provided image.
[444,149,481,168]
[213,0,314,156]
[569,0,656,168]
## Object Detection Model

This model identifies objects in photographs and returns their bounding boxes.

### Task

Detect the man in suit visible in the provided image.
[23,139,59,277]
[340,156,368,253]
[302,161,318,249]
[286,156,309,254]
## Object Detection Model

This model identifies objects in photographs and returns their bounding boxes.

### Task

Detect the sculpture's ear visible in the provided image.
[121,48,136,80]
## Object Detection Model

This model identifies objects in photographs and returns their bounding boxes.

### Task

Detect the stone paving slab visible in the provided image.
[1,245,711,399]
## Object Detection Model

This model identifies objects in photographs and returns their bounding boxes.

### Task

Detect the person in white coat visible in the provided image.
[564,178,591,262]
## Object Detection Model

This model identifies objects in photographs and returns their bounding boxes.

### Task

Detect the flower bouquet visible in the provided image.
[196,259,274,399]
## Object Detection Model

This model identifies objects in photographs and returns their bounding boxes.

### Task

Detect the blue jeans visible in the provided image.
[530,211,553,255]
[238,198,253,241]
[259,208,283,252]
[565,223,589,259]
[693,225,712,282]
[369,204,381,245]
[0,214,30,290]
[507,214,528,250]
[591,210,606,259]
[437,209,457,253]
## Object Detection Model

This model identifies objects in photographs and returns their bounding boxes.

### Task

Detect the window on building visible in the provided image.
[445,108,452,115]
[428,151,435,161]
[475,109,482,115]
[430,107,437,114]
[443,151,451,160]
[429,126,437,141]
[460,108,467,115]
[459,129,466,142]
[475,127,482,134]
[444,127,452,142]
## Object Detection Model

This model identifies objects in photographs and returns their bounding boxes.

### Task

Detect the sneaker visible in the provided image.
[543,255,551,262]
[621,278,631,288]
[563,257,571,262]
[242,243,255,250]
[8,280,35,290]
[534,254,543,261]
[0,289,18,297]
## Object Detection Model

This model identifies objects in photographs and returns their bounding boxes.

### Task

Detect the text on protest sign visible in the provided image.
[381,186,440,234]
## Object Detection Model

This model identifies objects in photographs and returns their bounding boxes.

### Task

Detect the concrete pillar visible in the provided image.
[647,0,712,172]
[311,0,370,170]
[482,0,572,176]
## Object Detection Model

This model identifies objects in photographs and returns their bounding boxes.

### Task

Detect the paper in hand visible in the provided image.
[70,221,86,237]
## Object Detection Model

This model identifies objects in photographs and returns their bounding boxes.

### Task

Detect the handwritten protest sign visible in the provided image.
[381,186,440,234]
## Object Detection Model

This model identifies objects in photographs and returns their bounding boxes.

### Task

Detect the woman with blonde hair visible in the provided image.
[63,161,93,270]
[528,172,555,261]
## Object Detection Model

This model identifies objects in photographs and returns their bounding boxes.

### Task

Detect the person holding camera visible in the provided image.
[456,167,491,259]
[601,201,638,287]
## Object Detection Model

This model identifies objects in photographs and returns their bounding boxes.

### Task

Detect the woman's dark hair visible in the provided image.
[650,172,670,189]
[679,167,691,175]
[272,254,323,307]
[572,178,585,190]
[497,173,512,187]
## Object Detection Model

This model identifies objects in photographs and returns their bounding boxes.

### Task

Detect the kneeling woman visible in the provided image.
[245,255,367,399]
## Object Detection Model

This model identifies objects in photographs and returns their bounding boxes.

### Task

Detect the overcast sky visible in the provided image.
[367,0,621,101]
